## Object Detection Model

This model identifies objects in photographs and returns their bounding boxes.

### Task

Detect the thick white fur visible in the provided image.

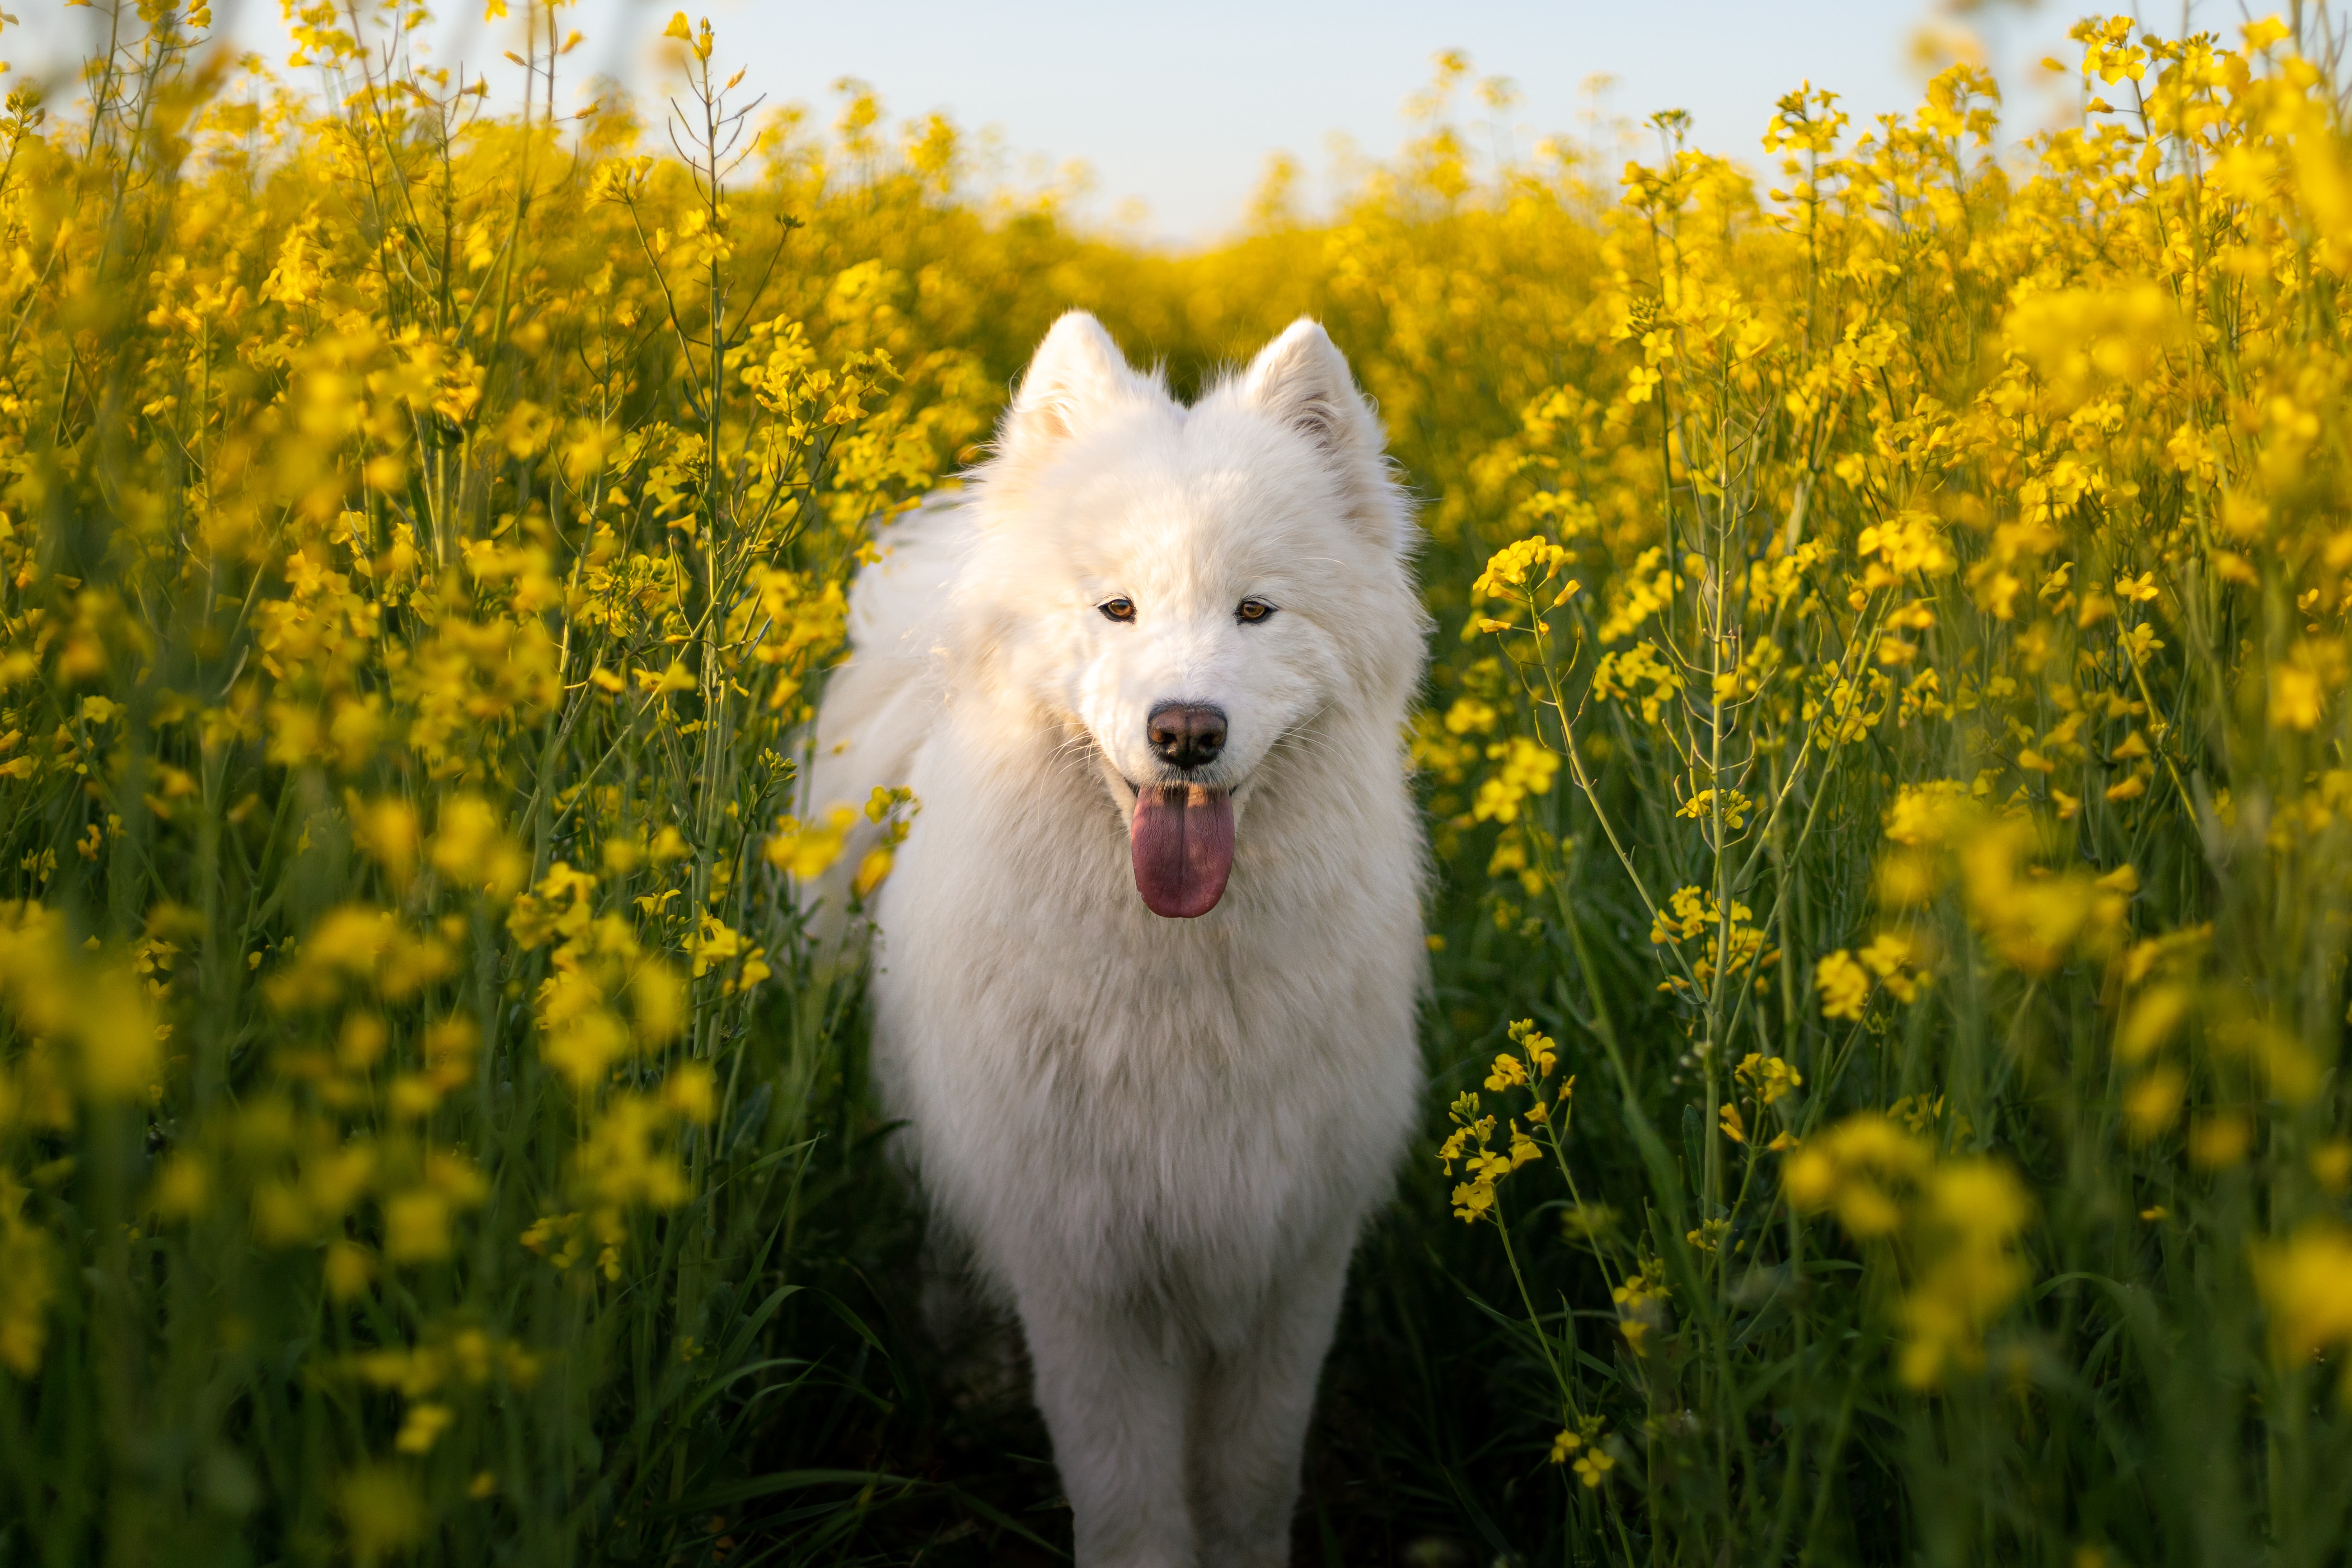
[808,313,1428,1567]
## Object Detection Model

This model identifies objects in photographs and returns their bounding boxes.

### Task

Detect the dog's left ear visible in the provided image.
[1240,319,1406,550]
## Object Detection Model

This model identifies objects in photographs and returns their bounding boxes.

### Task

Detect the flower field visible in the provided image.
[5,4,2352,1563]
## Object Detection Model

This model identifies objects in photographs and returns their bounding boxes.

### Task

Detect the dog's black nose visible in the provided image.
[1148,702,1227,770]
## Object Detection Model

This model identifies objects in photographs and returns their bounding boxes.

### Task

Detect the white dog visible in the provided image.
[809,313,1427,1568]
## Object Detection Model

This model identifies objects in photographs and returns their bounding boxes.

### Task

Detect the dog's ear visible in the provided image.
[997,312,1149,467]
[1238,319,1377,463]
[1240,318,1407,550]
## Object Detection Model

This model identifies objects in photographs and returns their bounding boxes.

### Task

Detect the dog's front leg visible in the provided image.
[1019,1285,1197,1568]
[1185,1236,1353,1568]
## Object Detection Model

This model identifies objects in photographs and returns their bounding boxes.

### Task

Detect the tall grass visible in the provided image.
[7,5,2352,1565]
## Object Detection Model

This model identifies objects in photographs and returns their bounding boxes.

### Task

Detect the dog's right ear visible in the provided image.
[995,312,1148,471]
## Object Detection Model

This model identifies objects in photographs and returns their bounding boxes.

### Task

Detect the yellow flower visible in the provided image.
[382,1190,454,1264]
[1957,819,2127,977]
[1450,1179,1498,1222]
[1472,736,1560,824]
[1784,1114,1930,1237]
[1816,950,1870,1020]
[1611,1258,1670,1354]
[1676,788,1752,830]
[2272,664,2325,731]
[1734,1053,1804,1106]
[1505,1018,1558,1077]
[853,847,895,897]
[685,914,745,978]
[1485,1052,1527,1091]
[1898,1159,2033,1388]
[579,1094,692,1211]
[509,862,596,950]
[765,806,857,879]
[2254,1225,2352,1378]
[428,796,529,902]
[324,1242,376,1300]
[1649,886,1775,986]
[394,1401,454,1454]
[1472,537,1567,600]
[1857,930,1930,1003]
[664,1062,717,1124]
[1882,781,1974,847]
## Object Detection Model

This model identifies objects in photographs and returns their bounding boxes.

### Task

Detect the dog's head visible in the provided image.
[959,312,1420,918]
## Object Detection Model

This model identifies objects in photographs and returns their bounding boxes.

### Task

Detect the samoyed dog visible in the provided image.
[809,312,1427,1567]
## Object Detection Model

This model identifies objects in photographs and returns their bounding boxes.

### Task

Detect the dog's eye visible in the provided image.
[1236,598,1276,624]
[1099,597,1136,623]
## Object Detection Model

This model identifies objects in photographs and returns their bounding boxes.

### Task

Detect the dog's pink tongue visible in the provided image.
[1130,784,1235,918]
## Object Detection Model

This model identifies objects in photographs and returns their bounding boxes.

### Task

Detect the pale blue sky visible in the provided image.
[18,2,2173,242]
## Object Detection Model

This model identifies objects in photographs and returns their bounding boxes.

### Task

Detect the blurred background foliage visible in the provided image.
[5,4,2352,1565]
